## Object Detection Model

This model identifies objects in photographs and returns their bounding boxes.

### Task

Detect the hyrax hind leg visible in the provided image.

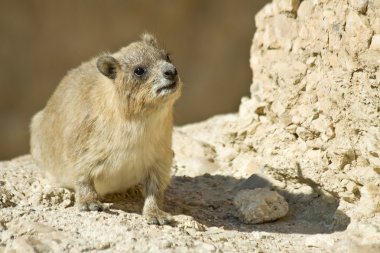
[142,168,173,225]
[75,179,105,212]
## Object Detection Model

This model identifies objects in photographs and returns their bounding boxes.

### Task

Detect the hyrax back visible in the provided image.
[30,34,182,225]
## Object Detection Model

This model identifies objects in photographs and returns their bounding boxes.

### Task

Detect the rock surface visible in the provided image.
[234,188,289,224]
[1,0,380,252]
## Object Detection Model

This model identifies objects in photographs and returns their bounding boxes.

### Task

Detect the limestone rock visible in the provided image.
[297,0,314,19]
[233,188,289,224]
[344,10,373,54]
[370,34,380,50]
[273,0,300,14]
[247,0,379,227]
[348,0,368,14]
[304,234,334,249]
[357,183,380,216]
[332,220,380,253]
[255,4,274,29]
[194,242,216,253]
[232,153,260,177]
[0,185,15,208]
[173,130,219,176]
[3,221,67,253]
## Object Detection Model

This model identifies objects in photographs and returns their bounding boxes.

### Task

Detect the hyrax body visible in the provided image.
[30,34,182,225]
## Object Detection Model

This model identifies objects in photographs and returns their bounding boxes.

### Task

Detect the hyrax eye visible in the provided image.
[134,67,146,76]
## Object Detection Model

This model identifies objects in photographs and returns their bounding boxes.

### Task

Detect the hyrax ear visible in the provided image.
[96,55,120,79]
[141,33,158,47]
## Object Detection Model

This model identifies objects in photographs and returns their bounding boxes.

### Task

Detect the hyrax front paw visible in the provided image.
[144,208,173,225]
[75,181,105,212]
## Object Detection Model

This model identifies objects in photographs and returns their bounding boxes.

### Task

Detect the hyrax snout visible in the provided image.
[30,34,182,225]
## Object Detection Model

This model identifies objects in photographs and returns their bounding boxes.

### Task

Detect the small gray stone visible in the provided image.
[234,188,289,224]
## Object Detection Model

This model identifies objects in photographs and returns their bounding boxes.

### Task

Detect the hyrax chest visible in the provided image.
[93,112,172,196]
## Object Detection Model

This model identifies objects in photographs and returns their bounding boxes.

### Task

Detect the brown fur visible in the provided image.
[30,34,182,225]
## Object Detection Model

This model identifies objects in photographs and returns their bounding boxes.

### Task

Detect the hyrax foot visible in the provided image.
[76,181,104,212]
[78,201,105,212]
[143,193,173,225]
[142,172,173,225]
[144,207,173,225]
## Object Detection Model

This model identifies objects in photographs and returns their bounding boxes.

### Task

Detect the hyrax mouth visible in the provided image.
[156,81,177,94]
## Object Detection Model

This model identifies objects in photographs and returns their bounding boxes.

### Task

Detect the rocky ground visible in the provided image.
[1,0,380,252]
[0,152,377,253]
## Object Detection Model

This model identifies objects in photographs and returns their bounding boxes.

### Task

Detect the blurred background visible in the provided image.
[0,0,269,160]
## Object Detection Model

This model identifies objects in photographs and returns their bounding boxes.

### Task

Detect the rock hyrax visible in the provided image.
[30,34,182,225]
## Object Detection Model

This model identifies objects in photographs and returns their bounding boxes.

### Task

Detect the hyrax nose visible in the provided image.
[163,65,177,80]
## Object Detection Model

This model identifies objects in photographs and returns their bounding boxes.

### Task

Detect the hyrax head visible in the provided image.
[96,33,182,114]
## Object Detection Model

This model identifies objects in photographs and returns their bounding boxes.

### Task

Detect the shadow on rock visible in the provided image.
[103,187,145,215]
[164,174,350,234]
